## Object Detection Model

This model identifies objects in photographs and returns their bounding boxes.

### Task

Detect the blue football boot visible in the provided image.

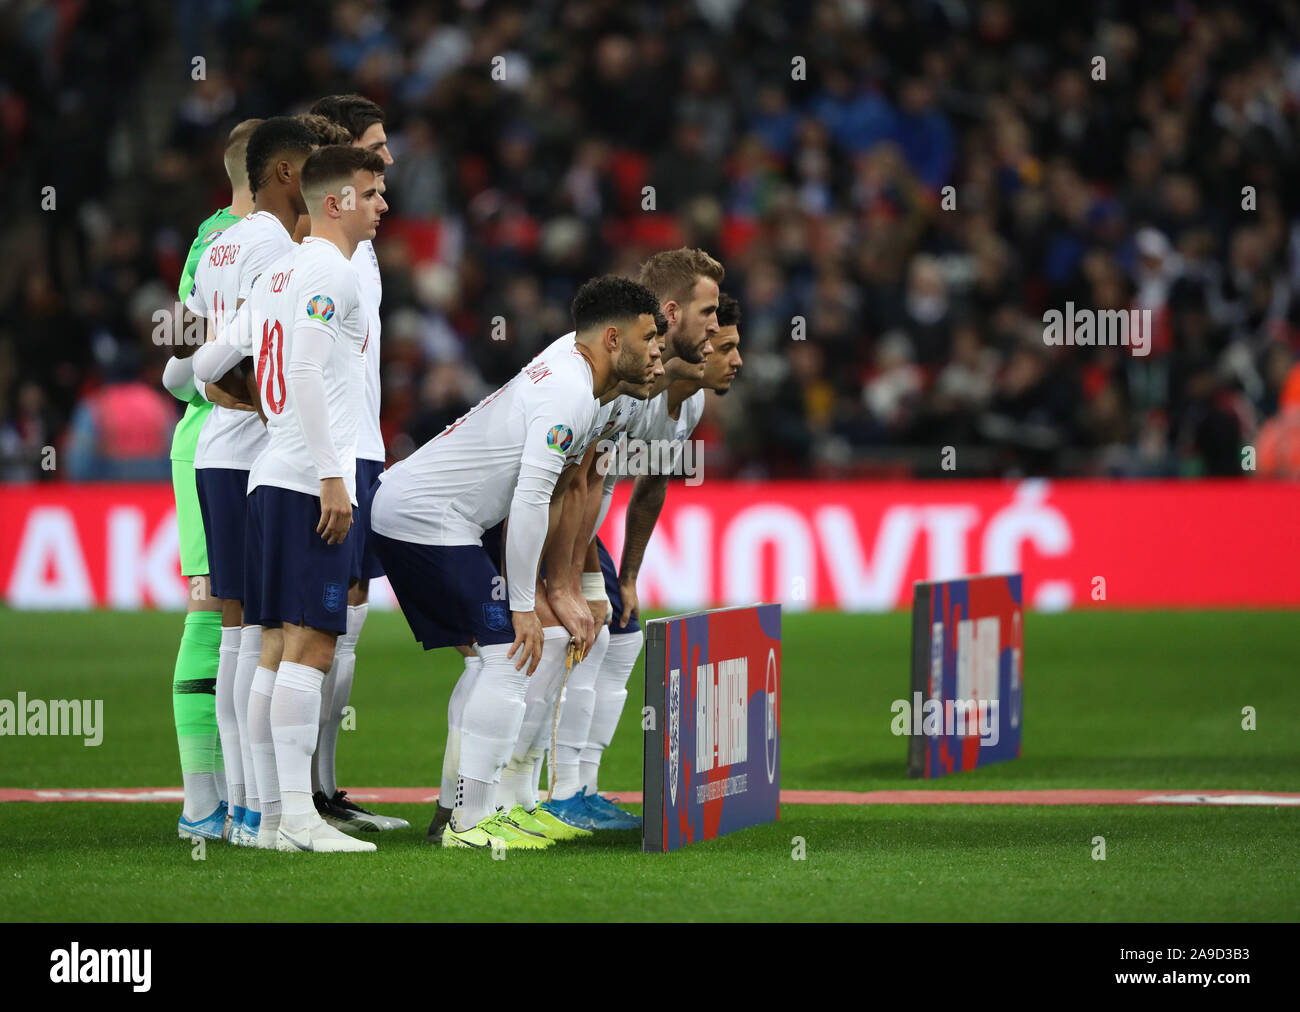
[539,787,602,832]
[178,800,229,842]
[236,808,261,848]
[584,791,642,830]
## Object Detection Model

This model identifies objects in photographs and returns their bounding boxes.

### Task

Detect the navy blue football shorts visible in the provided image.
[195,466,250,603]
[350,458,386,582]
[369,531,515,651]
[596,536,640,634]
[244,484,354,634]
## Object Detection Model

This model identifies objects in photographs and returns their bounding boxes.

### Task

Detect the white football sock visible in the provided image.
[531,750,546,807]
[455,776,495,831]
[180,774,221,822]
[456,642,529,828]
[581,628,642,795]
[500,746,544,811]
[206,626,241,819]
[313,662,333,795]
[552,625,609,800]
[272,661,325,827]
[440,654,481,806]
[234,627,262,813]
[248,664,281,835]
[318,603,366,797]
[512,626,573,766]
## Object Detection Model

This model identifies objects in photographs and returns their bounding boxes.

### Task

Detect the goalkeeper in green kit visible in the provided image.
[162,119,262,842]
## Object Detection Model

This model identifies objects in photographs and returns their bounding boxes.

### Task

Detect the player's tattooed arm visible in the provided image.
[618,473,669,625]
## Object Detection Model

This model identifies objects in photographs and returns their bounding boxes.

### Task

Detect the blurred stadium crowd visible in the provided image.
[3,0,1300,481]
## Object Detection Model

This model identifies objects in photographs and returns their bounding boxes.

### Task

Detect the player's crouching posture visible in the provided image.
[240,145,388,853]
[367,276,662,850]
[574,290,743,828]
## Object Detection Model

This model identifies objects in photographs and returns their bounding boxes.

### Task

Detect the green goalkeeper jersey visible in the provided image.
[170,206,242,462]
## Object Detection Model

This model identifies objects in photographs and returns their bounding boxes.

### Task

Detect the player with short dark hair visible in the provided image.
[240,144,388,852]
[188,114,318,846]
[309,94,391,161]
[565,294,744,828]
[372,275,661,849]
[305,96,406,835]
[162,117,260,843]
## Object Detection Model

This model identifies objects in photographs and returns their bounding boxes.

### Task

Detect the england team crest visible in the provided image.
[668,667,680,806]
[322,581,346,613]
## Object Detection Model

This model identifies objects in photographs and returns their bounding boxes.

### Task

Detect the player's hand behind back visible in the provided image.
[205,379,257,412]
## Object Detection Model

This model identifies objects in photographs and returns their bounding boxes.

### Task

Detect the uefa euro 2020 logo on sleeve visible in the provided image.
[545,424,574,455]
[668,668,680,807]
[306,295,336,321]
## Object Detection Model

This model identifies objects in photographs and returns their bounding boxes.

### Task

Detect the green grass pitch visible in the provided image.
[1,608,1297,921]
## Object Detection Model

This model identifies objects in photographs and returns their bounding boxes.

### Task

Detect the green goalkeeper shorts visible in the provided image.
[172,457,209,578]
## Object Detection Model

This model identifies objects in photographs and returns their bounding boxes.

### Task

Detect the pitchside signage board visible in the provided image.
[908,573,1023,778]
[643,603,781,852]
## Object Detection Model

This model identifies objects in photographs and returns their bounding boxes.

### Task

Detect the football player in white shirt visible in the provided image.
[240,145,389,852]
[186,115,318,847]
[368,276,662,849]
[523,251,726,833]
[492,246,727,836]
[637,247,724,388]
[304,95,407,834]
[471,316,673,842]
[424,319,666,846]
[575,292,743,826]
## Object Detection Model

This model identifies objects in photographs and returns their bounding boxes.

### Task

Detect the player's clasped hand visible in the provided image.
[317,476,354,545]
[550,586,595,660]
[508,609,545,674]
[204,382,257,412]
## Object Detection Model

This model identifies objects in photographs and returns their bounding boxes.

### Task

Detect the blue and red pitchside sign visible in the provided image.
[908,573,1024,778]
[642,604,781,852]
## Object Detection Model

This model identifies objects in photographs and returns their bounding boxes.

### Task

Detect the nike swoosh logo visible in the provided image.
[281,829,311,851]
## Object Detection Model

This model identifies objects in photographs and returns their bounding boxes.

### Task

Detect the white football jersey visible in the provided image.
[631,387,706,445]
[372,338,598,545]
[185,211,294,470]
[594,393,640,446]
[533,332,639,466]
[352,239,384,463]
[598,388,706,503]
[246,236,367,504]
